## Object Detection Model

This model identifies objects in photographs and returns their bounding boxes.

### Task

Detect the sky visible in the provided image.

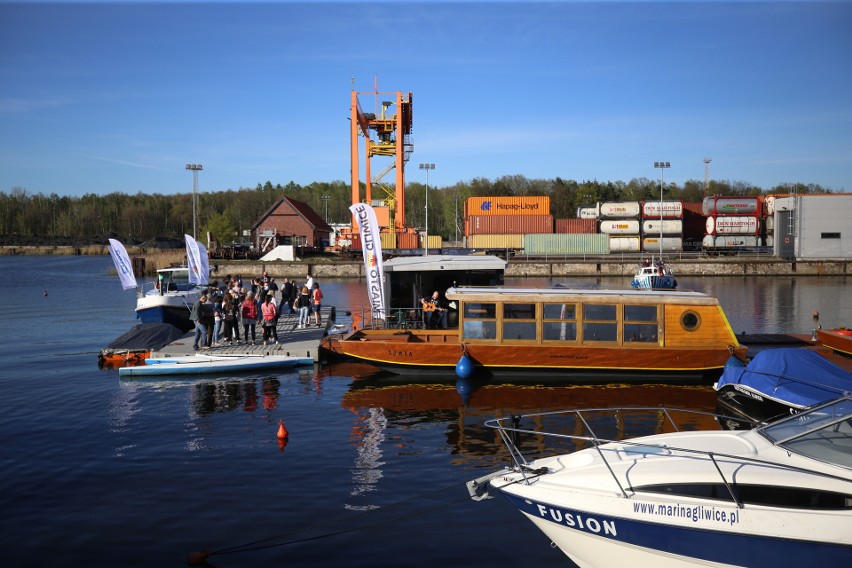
[1,1,851,198]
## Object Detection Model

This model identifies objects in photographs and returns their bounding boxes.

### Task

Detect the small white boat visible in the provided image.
[468,398,852,567]
[135,267,208,332]
[631,258,677,290]
[118,353,311,377]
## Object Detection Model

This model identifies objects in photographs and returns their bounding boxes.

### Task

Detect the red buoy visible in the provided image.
[277,419,289,439]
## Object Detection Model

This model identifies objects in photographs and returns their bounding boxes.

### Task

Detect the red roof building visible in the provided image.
[251,196,332,253]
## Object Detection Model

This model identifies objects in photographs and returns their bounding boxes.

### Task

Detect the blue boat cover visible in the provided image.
[715,348,852,408]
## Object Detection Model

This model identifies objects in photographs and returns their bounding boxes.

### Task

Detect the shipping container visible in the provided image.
[598,201,641,219]
[765,215,774,233]
[683,202,704,215]
[641,200,683,219]
[702,196,761,216]
[555,218,598,234]
[466,234,524,250]
[766,234,774,247]
[599,219,641,235]
[641,219,683,235]
[523,233,610,256]
[577,206,598,219]
[642,237,684,252]
[379,232,397,250]
[465,214,554,236]
[705,215,760,235]
[465,196,550,216]
[608,236,641,252]
[764,195,776,216]
[373,206,391,228]
[702,235,761,248]
[396,232,419,249]
[425,235,442,250]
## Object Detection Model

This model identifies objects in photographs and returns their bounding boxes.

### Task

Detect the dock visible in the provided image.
[150,312,336,364]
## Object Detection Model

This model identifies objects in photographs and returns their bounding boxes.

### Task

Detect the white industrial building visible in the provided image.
[770,194,852,259]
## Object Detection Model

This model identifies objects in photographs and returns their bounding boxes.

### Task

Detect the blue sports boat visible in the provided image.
[714,347,852,422]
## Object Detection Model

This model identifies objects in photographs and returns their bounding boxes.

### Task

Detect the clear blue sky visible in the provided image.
[2,1,850,198]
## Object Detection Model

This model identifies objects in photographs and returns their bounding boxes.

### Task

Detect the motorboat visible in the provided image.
[468,397,852,567]
[714,347,852,422]
[98,322,185,368]
[135,267,208,332]
[816,326,852,357]
[320,286,746,381]
[631,258,677,290]
[118,353,312,377]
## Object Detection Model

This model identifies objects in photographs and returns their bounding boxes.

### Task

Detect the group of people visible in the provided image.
[189,272,324,350]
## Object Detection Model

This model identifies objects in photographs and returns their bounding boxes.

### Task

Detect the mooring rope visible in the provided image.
[187,481,471,564]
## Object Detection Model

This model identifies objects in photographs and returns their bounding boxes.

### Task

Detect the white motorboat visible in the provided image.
[135,267,207,332]
[631,258,677,290]
[468,398,852,567]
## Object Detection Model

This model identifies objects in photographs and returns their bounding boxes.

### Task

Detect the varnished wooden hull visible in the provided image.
[816,328,852,357]
[321,330,744,382]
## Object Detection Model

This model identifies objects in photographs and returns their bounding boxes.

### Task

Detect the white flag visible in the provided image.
[197,240,210,285]
[184,234,206,285]
[348,203,386,318]
[108,239,138,290]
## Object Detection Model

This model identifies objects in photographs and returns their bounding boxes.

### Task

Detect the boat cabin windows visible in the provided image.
[543,303,577,341]
[680,310,701,332]
[624,305,659,343]
[633,483,852,510]
[582,304,618,342]
[502,303,537,341]
[463,302,497,340]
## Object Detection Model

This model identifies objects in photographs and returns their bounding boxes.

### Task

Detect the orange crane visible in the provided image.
[348,87,414,233]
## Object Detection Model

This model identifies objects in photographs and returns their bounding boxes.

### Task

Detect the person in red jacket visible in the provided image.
[241,291,258,345]
[312,283,324,327]
[261,295,278,345]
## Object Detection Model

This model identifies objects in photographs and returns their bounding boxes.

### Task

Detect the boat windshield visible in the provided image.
[760,396,852,469]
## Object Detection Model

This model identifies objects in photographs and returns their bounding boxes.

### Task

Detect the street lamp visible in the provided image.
[419,163,435,256]
[653,161,670,258]
[321,195,330,222]
[186,164,203,240]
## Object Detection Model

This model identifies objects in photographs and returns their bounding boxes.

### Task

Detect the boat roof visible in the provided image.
[445,285,717,304]
[383,254,507,272]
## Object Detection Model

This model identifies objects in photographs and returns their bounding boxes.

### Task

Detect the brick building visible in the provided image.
[251,196,332,254]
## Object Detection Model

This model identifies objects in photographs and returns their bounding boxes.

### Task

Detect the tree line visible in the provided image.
[0,176,834,246]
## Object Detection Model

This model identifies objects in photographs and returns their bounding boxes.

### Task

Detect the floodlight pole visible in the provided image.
[419,163,435,256]
[186,164,203,241]
[653,161,670,259]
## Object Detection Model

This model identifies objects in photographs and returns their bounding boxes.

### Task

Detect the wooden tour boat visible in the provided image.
[816,327,852,358]
[320,286,746,381]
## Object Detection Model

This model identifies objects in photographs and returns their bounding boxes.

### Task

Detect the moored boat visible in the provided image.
[468,397,852,567]
[98,322,186,368]
[714,347,852,422]
[135,267,207,332]
[817,327,852,357]
[320,286,746,381]
[118,353,310,377]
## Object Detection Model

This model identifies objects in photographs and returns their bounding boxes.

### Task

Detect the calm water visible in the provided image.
[0,256,848,568]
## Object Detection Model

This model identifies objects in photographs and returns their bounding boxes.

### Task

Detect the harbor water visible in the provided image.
[1,255,849,567]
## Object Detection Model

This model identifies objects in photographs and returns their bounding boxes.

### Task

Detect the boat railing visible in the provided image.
[347,305,445,331]
[483,405,851,506]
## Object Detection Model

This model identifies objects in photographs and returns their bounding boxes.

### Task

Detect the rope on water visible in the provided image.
[187,481,471,565]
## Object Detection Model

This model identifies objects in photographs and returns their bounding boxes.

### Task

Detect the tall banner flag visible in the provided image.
[107,239,138,290]
[184,234,205,285]
[197,240,210,285]
[348,203,386,318]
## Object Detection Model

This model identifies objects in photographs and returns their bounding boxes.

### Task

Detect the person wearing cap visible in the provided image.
[190,293,210,350]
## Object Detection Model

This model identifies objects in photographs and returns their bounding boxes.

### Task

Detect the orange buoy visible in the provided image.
[277,419,289,439]
[186,549,211,566]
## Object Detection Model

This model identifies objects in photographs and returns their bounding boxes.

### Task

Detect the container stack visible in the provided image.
[762,195,775,248]
[682,202,706,251]
[702,196,763,251]
[640,200,684,253]
[598,201,642,252]
[464,196,553,251]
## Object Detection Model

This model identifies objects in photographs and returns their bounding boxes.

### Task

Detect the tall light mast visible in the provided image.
[704,157,712,197]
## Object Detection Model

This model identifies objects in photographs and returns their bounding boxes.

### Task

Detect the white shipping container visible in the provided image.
[642,237,683,252]
[641,219,683,235]
[702,196,761,216]
[608,236,641,252]
[766,234,774,247]
[702,235,761,248]
[765,215,774,233]
[599,219,640,235]
[705,215,759,235]
[642,200,683,219]
[598,201,641,219]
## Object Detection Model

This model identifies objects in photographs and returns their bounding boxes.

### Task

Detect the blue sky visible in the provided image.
[1,1,850,198]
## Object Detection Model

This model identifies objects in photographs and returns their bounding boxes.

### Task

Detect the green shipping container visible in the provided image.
[523,233,610,256]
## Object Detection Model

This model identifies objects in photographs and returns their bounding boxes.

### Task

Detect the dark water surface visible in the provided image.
[0,256,848,567]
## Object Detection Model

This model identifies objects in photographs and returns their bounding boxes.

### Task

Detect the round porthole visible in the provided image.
[681,311,701,331]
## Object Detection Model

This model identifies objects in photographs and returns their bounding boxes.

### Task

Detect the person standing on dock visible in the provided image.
[281,278,294,316]
[190,293,209,351]
[261,295,278,345]
[295,286,312,329]
[241,291,258,345]
[312,283,324,327]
